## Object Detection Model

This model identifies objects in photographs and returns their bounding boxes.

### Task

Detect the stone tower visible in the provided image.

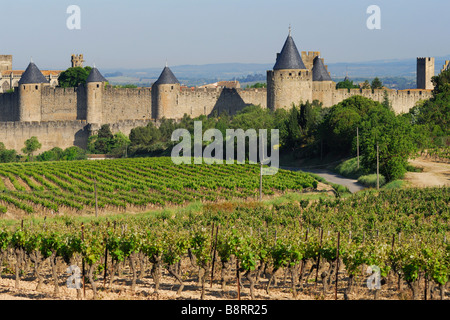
[0,55,12,72]
[86,66,107,125]
[312,56,334,107]
[417,57,435,90]
[18,61,49,121]
[151,65,180,119]
[71,54,84,68]
[267,30,312,110]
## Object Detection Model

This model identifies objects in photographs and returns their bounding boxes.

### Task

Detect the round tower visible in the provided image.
[151,65,180,120]
[312,56,334,108]
[18,60,49,121]
[86,66,107,125]
[267,30,312,110]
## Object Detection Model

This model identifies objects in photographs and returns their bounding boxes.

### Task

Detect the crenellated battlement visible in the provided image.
[417,57,433,61]
[104,86,152,95]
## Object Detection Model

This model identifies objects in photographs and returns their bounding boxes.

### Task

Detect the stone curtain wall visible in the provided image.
[40,86,82,121]
[0,120,89,152]
[321,88,433,113]
[175,87,267,119]
[102,87,152,122]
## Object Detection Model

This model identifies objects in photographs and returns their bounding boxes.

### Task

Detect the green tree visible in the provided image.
[247,82,267,89]
[336,79,359,90]
[113,84,138,88]
[360,105,417,181]
[0,143,17,163]
[22,136,42,160]
[129,122,163,154]
[361,80,371,89]
[215,111,231,137]
[371,77,383,89]
[129,122,161,146]
[37,147,63,162]
[412,69,450,141]
[230,105,274,132]
[58,66,92,88]
[299,100,323,137]
[61,146,87,160]
[321,96,381,155]
[108,132,131,157]
[285,105,302,150]
[382,90,392,111]
[88,124,115,154]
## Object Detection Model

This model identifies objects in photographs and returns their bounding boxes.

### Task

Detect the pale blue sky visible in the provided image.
[2,0,449,70]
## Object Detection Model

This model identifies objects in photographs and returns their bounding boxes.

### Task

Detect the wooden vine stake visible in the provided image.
[103,221,110,289]
[424,275,428,301]
[236,258,241,300]
[81,222,85,298]
[299,228,309,288]
[210,225,219,288]
[314,228,323,288]
[335,231,340,300]
[209,222,215,252]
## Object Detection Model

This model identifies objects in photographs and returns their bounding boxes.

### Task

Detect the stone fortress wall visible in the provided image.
[0,33,437,153]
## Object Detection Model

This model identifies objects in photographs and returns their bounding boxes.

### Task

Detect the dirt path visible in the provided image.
[281,167,365,193]
[405,158,450,187]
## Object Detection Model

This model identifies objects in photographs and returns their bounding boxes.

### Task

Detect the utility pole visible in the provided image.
[357,127,359,169]
[376,143,380,190]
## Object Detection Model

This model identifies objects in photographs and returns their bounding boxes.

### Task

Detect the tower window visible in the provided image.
[35,85,38,90]
[97,84,100,88]
[289,73,292,76]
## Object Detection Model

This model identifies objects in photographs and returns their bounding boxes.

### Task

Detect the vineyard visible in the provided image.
[422,147,450,163]
[0,157,318,217]
[0,186,448,300]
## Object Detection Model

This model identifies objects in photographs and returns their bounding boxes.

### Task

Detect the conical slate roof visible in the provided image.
[154,66,179,85]
[18,62,49,85]
[86,67,108,83]
[273,34,306,70]
[312,56,332,81]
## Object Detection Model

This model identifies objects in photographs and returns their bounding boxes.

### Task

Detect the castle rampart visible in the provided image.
[0,33,438,153]
[0,120,89,152]
[325,88,433,114]
[102,87,152,122]
[40,86,84,121]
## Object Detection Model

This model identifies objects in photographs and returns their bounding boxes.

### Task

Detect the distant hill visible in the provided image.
[100,55,450,87]
[101,63,273,87]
